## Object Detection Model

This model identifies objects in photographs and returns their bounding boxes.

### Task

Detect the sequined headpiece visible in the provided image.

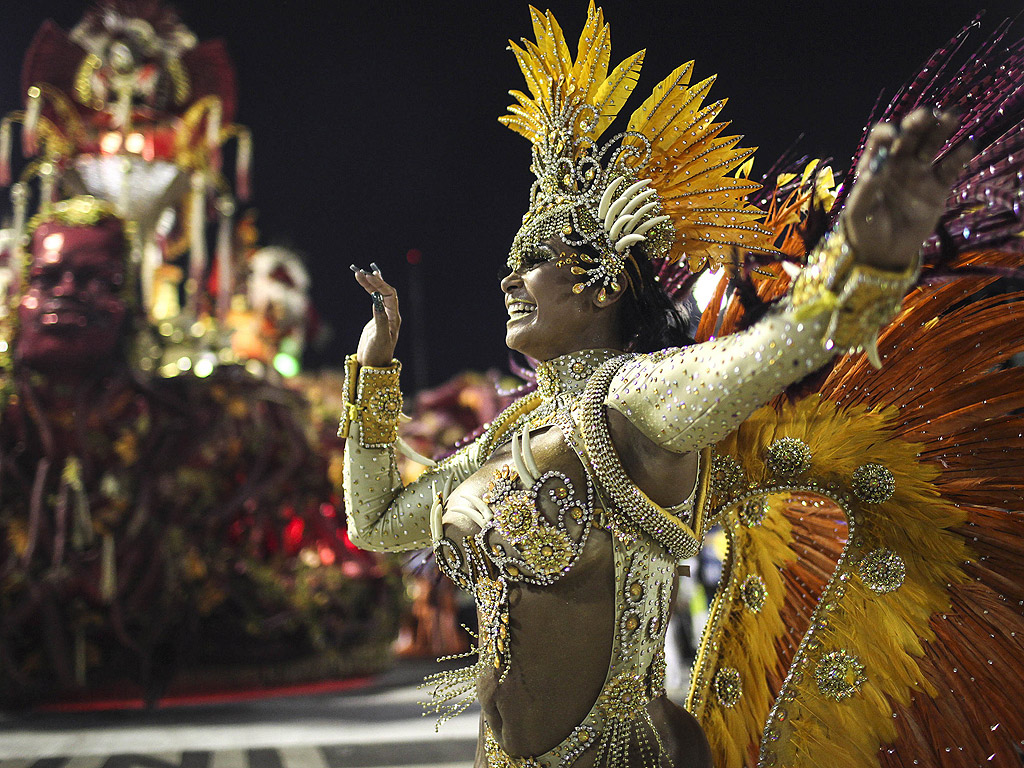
[502,3,777,297]
[26,195,126,238]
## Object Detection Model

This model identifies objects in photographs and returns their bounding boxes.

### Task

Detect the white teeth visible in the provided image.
[507,301,536,318]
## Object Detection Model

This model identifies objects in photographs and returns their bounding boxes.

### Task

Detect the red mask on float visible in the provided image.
[16,218,129,373]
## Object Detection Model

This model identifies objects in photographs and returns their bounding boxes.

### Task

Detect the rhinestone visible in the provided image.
[713,666,742,707]
[710,453,745,497]
[852,463,896,503]
[738,497,769,527]
[764,437,812,477]
[858,548,906,593]
[741,573,767,612]
[815,650,866,700]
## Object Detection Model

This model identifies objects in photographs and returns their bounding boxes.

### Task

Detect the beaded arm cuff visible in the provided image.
[337,354,403,449]
[789,223,920,368]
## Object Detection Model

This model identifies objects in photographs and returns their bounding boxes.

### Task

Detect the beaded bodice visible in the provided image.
[433,348,623,593]
[427,349,697,767]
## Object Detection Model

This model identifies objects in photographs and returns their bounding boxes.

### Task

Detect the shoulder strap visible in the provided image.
[576,354,707,561]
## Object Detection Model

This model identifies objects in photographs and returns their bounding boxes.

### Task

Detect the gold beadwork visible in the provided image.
[740,573,767,613]
[814,650,866,701]
[713,666,743,707]
[710,453,745,498]
[852,463,896,504]
[337,355,403,449]
[579,356,703,560]
[789,222,920,368]
[519,526,575,576]
[738,497,770,527]
[857,548,906,593]
[597,671,648,723]
[764,437,812,477]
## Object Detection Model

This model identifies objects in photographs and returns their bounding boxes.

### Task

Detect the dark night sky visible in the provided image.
[2,1,1020,389]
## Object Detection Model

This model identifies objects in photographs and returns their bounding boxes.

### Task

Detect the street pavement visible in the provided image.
[0,616,697,768]
[0,660,477,768]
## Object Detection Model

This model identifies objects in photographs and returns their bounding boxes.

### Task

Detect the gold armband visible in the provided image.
[789,223,920,368]
[337,354,403,448]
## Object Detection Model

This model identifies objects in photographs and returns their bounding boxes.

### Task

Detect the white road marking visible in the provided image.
[0,713,479,759]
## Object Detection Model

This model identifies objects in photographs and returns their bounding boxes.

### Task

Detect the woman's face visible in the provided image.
[500,237,620,361]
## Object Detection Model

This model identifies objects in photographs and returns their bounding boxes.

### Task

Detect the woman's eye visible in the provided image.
[522,250,550,268]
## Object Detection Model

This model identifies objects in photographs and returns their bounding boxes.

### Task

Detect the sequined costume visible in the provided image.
[344,4,1024,767]
[343,245,915,765]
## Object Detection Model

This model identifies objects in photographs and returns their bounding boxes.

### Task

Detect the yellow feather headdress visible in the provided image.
[502,2,776,294]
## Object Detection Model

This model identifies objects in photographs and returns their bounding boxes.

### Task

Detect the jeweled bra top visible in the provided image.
[424,349,701,767]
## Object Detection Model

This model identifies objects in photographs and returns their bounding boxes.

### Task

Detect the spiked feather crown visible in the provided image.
[502,2,777,297]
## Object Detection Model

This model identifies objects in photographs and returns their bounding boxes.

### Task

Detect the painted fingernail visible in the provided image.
[371,291,385,313]
[370,262,381,274]
[360,268,370,275]
[350,264,360,273]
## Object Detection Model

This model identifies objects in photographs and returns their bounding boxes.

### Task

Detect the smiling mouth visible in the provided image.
[506,301,536,320]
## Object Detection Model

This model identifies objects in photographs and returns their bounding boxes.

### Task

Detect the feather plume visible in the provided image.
[588,50,645,140]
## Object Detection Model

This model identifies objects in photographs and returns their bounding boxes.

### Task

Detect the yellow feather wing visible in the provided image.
[626,60,695,138]
[587,49,645,142]
[691,269,1024,768]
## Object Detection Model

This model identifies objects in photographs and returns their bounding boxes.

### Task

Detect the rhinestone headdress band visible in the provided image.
[501,3,778,296]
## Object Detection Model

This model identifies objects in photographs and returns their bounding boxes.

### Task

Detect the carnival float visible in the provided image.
[0,2,404,706]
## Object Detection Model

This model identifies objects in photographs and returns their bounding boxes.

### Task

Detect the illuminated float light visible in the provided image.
[273,352,300,378]
[99,132,122,154]
[124,133,145,154]
[194,356,215,378]
[42,232,64,253]
[692,267,725,312]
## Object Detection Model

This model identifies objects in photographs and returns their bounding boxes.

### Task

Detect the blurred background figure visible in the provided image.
[0,1,403,708]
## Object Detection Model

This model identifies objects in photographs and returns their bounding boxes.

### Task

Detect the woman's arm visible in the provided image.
[608,108,972,455]
[341,266,483,552]
[343,409,482,552]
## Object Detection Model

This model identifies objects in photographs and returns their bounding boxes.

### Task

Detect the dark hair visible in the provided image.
[616,250,694,353]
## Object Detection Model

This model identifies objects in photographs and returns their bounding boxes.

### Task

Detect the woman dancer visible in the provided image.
[341,4,1019,766]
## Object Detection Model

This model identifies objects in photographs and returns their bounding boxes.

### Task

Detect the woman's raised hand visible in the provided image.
[351,263,401,367]
[843,107,974,271]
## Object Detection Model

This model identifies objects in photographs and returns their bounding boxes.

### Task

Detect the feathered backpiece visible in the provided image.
[685,17,1024,768]
[501,2,776,299]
